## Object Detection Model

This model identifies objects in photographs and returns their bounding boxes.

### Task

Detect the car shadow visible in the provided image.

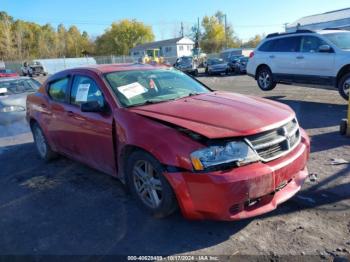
[264,96,348,130]
[0,142,251,255]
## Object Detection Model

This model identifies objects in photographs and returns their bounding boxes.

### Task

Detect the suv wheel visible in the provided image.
[32,123,57,161]
[126,150,177,218]
[257,67,277,91]
[338,72,350,101]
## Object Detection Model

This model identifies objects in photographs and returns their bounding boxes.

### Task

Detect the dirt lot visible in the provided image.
[0,74,349,260]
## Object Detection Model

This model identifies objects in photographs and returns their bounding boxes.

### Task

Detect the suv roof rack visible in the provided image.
[266,29,315,39]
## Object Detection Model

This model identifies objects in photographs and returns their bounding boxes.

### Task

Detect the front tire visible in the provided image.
[31,123,57,161]
[338,72,350,101]
[256,66,277,91]
[126,150,177,218]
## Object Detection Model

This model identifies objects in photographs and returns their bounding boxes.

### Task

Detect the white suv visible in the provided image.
[247,29,350,100]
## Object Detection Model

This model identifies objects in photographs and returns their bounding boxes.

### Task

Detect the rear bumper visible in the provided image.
[165,131,310,221]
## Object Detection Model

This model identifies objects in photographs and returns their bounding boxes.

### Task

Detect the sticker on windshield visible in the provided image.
[117,82,147,99]
[75,83,90,102]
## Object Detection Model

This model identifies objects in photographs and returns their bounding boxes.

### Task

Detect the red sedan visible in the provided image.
[26,64,310,220]
[0,69,19,78]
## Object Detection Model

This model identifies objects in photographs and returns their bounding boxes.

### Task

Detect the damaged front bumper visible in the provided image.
[164,133,310,221]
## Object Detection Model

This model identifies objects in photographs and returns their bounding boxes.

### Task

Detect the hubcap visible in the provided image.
[34,127,47,157]
[343,78,350,96]
[258,71,271,89]
[133,160,162,209]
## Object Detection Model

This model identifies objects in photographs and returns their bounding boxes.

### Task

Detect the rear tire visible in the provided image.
[126,150,177,218]
[31,122,57,161]
[337,72,350,101]
[256,66,277,91]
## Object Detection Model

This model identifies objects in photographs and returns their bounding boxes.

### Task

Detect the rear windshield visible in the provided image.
[323,32,350,50]
[0,79,41,95]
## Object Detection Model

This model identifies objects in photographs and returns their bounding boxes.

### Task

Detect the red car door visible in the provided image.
[45,76,73,154]
[62,72,116,176]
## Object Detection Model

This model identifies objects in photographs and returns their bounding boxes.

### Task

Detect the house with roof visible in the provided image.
[130,37,195,60]
[286,8,350,32]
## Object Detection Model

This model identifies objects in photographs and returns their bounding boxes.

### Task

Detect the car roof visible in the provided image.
[70,63,170,74]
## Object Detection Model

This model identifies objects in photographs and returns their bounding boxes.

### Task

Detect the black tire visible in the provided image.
[205,67,209,75]
[225,68,230,75]
[340,119,348,135]
[256,66,277,91]
[31,122,58,161]
[126,150,177,218]
[193,69,198,76]
[337,72,350,101]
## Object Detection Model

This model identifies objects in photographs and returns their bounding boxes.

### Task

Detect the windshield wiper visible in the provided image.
[127,99,167,108]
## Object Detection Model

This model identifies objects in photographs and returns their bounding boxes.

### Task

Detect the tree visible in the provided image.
[242,34,264,48]
[200,11,240,53]
[95,19,154,55]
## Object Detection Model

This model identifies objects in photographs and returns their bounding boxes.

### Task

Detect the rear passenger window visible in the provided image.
[48,77,69,102]
[272,37,301,52]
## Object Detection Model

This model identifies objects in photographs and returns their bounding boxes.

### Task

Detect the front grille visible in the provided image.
[246,118,301,162]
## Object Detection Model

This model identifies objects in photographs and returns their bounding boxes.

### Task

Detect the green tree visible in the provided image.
[242,34,264,48]
[95,19,154,55]
[200,12,240,53]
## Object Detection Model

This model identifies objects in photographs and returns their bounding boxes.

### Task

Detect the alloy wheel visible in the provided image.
[259,71,271,89]
[133,160,163,209]
[34,127,47,158]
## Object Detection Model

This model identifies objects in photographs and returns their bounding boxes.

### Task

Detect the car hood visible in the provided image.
[129,92,295,139]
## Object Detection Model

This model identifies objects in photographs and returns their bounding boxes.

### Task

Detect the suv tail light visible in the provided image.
[249,52,255,58]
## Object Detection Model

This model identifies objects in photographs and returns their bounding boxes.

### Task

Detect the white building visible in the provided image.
[130,37,195,60]
[286,8,350,32]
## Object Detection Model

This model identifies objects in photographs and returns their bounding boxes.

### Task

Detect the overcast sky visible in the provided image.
[2,0,350,41]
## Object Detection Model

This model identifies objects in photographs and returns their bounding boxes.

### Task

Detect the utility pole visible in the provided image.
[195,17,200,49]
[224,14,227,49]
[180,22,184,37]
[284,23,289,32]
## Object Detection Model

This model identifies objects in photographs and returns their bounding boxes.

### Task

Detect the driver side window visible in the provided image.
[70,75,105,107]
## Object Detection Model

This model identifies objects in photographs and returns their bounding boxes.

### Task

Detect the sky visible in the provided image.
[1,0,350,41]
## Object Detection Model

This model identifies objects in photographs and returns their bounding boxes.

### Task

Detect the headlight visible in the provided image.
[190,141,259,171]
[0,105,25,113]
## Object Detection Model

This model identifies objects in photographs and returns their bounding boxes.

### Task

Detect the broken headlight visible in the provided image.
[190,141,259,171]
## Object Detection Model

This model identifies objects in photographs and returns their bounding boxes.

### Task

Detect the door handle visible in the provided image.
[296,56,304,59]
[269,55,275,59]
[67,111,74,117]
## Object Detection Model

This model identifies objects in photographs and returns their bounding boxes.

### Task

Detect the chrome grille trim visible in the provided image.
[245,118,301,162]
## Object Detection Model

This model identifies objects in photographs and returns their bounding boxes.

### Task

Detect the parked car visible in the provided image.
[26,64,310,221]
[247,29,350,100]
[21,61,47,77]
[227,55,244,72]
[233,57,249,74]
[205,58,230,75]
[173,56,198,76]
[0,77,41,125]
[0,69,19,78]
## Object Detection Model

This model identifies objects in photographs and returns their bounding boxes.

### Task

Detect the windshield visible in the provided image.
[0,79,40,95]
[208,58,224,65]
[323,32,350,50]
[105,69,210,107]
[178,57,192,65]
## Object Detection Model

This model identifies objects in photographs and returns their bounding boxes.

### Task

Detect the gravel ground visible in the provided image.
[0,74,349,260]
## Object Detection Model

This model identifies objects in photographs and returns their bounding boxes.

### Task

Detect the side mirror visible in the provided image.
[319,45,333,53]
[81,101,106,113]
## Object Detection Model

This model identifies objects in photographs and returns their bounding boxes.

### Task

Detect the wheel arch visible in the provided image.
[336,64,350,87]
